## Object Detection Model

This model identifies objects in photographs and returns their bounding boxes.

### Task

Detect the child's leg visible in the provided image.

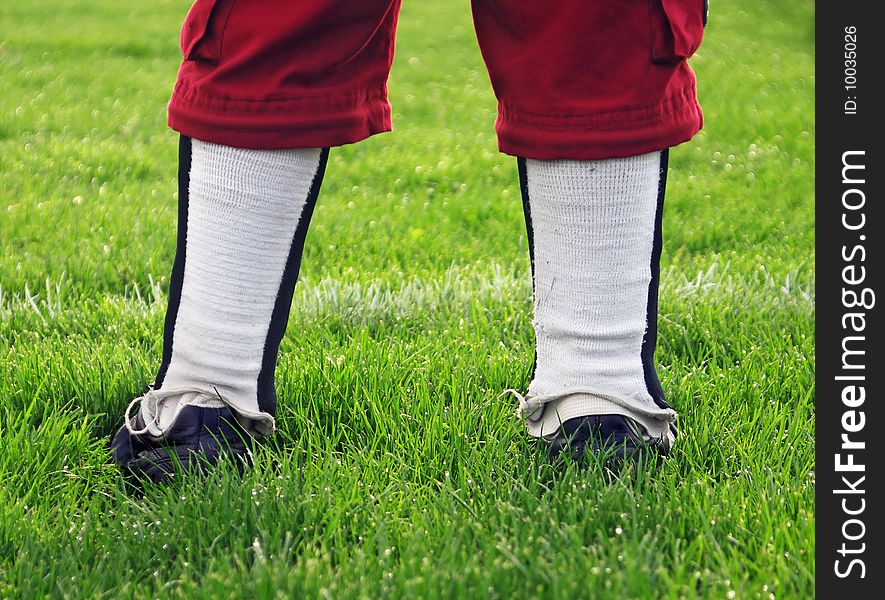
[113,0,403,481]
[471,0,707,457]
[518,151,676,452]
[153,139,327,437]
[112,138,327,481]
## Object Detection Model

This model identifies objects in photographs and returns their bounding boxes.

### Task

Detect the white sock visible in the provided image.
[145,139,325,436]
[519,151,676,446]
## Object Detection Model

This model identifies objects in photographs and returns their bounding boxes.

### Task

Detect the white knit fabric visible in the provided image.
[146,140,322,436]
[521,152,676,446]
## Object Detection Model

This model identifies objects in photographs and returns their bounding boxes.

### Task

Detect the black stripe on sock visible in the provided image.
[154,135,192,390]
[517,157,538,383]
[641,149,672,411]
[255,148,330,416]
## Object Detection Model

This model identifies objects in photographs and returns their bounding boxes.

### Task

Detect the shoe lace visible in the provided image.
[124,385,229,436]
[498,385,677,423]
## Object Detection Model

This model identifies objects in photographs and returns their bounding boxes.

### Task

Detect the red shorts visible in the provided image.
[168,0,705,160]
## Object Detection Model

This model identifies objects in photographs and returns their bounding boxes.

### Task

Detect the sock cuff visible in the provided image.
[522,390,675,445]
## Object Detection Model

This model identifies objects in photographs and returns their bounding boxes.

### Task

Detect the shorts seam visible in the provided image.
[172,80,390,113]
[498,87,698,131]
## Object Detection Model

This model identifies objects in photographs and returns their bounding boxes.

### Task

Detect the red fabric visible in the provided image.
[168,0,705,160]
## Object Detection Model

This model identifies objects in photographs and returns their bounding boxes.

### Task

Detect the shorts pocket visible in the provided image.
[180,0,236,63]
[650,0,707,64]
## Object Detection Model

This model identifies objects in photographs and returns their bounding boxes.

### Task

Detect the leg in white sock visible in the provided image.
[146,138,327,437]
[518,150,676,447]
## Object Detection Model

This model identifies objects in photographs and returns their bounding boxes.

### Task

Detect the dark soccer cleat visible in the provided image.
[502,388,675,463]
[546,414,672,462]
[111,388,255,484]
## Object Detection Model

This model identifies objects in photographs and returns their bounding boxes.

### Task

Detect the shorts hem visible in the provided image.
[167,80,393,149]
[495,86,703,160]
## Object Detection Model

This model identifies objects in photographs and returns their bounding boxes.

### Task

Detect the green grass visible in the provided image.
[0,1,814,597]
